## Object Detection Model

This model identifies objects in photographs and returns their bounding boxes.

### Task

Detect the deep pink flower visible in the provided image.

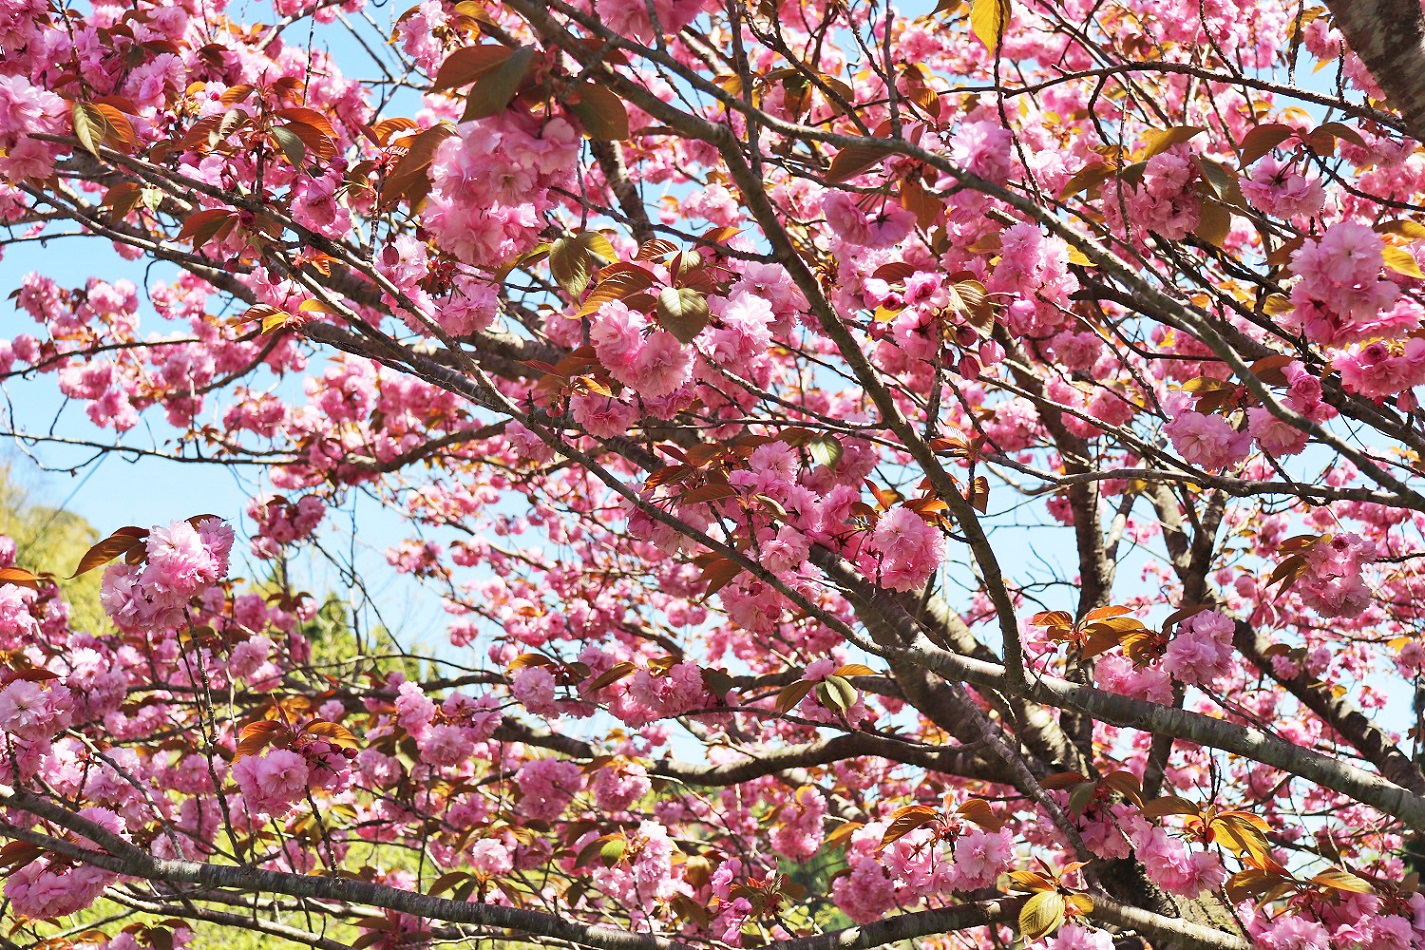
[1162,609,1235,686]
[821,191,915,248]
[870,507,945,592]
[515,758,582,821]
[233,748,311,816]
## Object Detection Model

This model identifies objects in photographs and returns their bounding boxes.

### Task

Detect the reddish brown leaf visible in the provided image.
[879,804,939,848]
[0,567,42,590]
[305,720,359,750]
[1238,123,1295,167]
[431,45,514,92]
[567,83,630,140]
[774,679,815,714]
[826,145,885,184]
[462,46,534,121]
[381,124,456,208]
[177,208,237,248]
[957,798,1004,831]
[584,661,637,692]
[71,527,149,577]
[681,483,739,505]
[234,720,286,760]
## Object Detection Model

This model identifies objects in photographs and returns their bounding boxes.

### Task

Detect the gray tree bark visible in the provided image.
[1323,0,1425,142]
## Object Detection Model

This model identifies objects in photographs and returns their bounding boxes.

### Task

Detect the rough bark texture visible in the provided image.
[1323,0,1425,141]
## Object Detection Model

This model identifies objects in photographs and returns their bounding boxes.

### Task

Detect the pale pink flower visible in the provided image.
[469,838,513,876]
[0,679,72,740]
[591,300,647,368]
[620,329,692,398]
[511,665,559,716]
[944,827,1014,890]
[870,507,945,592]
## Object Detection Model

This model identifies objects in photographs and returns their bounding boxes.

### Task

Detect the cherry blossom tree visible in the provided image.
[4,0,1425,947]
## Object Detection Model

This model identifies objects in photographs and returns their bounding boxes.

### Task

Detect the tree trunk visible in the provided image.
[1323,0,1425,141]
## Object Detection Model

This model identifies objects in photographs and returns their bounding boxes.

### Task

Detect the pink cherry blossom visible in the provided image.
[515,758,582,821]
[1162,609,1235,686]
[821,191,916,248]
[868,507,945,592]
[1162,392,1251,471]
[233,748,311,816]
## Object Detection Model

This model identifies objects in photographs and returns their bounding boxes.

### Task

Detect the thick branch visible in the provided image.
[1232,620,1425,796]
[1322,0,1425,144]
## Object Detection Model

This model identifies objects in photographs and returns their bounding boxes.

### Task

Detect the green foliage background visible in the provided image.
[0,463,105,631]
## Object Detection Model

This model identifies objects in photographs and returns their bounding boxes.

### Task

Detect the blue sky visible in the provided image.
[0,233,455,652]
[0,0,456,648]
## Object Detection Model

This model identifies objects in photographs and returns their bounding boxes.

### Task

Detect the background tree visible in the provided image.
[0,463,103,631]
[3,1,1425,949]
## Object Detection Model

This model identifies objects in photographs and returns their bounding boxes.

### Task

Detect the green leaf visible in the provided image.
[817,674,857,713]
[949,279,994,335]
[600,836,627,866]
[549,237,594,298]
[1193,155,1237,198]
[807,436,844,469]
[1067,782,1096,816]
[270,126,307,168]
[462,46,534,121]
[1019,889,1065,941]
[656,287,710,343]
[72,102,110,159]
